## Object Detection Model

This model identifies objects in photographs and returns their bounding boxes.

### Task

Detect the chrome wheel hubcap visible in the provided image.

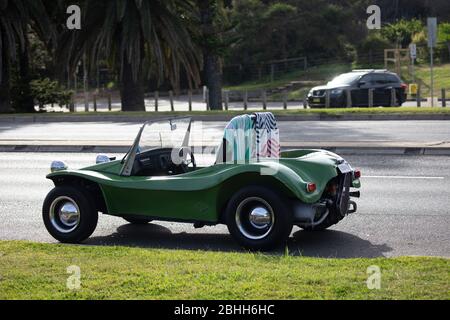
[236,197,275,240]
[249,207,271,229]
[49,196,80,233]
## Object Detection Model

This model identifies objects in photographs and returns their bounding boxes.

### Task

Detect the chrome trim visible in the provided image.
[249,207,271,229]
[236,197,275,240]
[297,208,329,228]
[50,160,68,173]
[49,196,80,233]
[96,154,111,164]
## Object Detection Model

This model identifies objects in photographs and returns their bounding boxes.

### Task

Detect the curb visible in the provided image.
[1,144,449,156]
[0,113,449,123]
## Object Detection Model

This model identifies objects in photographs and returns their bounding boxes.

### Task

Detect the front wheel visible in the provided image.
[225,186,293,251]
[42,186,98,243]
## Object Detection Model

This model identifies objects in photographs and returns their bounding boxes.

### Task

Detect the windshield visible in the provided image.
[119,117,192,176]
[139,117,192,151]
[328,72,363,86]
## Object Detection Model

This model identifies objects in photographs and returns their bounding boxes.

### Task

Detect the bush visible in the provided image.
[30,78,73,110]
[356,32,391,66]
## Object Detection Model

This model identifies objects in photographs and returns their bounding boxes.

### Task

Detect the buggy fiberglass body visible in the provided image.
[43,114,361,250]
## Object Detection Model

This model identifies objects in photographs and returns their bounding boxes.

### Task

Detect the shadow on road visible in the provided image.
[289,229,392,258]
[86,223,392,258]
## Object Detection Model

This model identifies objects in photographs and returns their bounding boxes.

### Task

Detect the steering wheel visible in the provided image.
[173,147,196,173]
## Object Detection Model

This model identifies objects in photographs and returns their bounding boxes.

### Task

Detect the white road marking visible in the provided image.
[364,175,445,180]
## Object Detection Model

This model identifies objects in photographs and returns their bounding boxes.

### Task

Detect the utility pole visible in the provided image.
[427,18,437,107]
[409,43,416,83]
[83,53,89,112]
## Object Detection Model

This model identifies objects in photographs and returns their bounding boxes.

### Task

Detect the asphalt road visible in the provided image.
[0,120,449,145]
[0,152,448,258]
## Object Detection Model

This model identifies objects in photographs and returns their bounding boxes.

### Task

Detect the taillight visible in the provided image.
[401,83,408,90]
[306,183,316,193]
[354,170,361,179]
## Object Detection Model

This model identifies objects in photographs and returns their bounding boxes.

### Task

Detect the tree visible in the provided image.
[58,0,201,112]
[438,23,450,57]
[0,0,52,112]
[196,0,224,110]
[263,3,297,61]
[381,19,423,48]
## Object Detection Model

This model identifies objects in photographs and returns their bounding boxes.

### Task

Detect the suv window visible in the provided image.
[360,74,374,84]
[372,74,386,84]
[385,74,400,84]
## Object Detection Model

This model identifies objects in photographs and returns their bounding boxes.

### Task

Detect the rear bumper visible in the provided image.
[307,90,408,107]
[293,170,360,225]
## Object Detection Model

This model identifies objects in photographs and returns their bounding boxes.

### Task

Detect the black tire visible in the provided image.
[42,186,98,243]
[225,186,293,251]
[123,217,153,225]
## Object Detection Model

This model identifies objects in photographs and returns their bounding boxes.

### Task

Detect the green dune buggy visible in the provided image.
[43,116,361,250]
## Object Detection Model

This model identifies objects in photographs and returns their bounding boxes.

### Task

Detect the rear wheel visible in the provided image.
[123,217,153,225]
[225,186,293,251]
[43,186,98,243]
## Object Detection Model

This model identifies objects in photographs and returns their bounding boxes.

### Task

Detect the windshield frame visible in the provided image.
[119,117,192,176]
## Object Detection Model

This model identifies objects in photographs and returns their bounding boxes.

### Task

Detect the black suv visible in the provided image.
[306,70,408,108]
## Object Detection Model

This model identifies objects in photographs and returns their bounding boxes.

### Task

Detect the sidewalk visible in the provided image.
[1,112,450,123]
[1,117,448,155]
[1,139,449,155]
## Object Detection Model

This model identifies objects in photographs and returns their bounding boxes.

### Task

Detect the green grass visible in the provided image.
[402,63,450,96]
[224,63,352,92]
[225,62,450,100]
[0,241,448,300]
[271,88,311,101]
[2,107,450,120]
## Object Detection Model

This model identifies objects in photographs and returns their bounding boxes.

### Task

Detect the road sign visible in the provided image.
[427,17,437,48]
[409,83,418,95]
[409,43,417,59]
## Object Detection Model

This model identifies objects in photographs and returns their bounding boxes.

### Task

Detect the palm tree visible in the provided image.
[58,0,201,111]
[197,0,222,110]
[0,0,52,112]
[196,0,232,110]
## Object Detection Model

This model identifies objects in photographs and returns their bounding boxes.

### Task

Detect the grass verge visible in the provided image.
[402,63,450,96]
[224,63,351,92]
[0,241,448,300]
[2,107,450,120]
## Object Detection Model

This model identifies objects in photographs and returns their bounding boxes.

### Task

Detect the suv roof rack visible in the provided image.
[352,69,389,73]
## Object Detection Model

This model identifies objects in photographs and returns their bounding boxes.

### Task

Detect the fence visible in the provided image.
[53,86,448,114]
[52,45,450,112]
[223,57,308,85]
